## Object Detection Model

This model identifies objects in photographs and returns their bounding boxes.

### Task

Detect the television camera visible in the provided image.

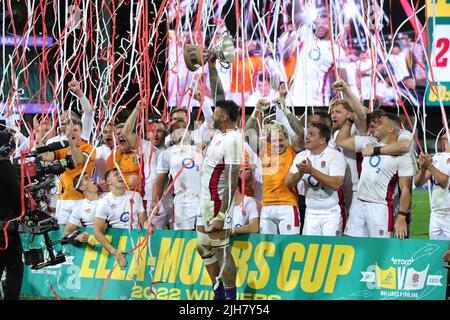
[14,141,81,269]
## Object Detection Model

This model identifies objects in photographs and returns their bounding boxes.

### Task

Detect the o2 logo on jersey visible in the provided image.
[308,48,321,61]
[182,158,200,171]
[369,155,381,174]
[307,175,321,188]
[120,212,130,223]
[226,216,232,224]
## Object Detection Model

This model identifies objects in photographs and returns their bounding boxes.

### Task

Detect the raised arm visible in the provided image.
[208,50,225,103]
[69,80,94,142]
[335,120,356,152]
[414,154,432,186]
[123,100,144,149]
[245,100,266,154]
[332,79,367,134]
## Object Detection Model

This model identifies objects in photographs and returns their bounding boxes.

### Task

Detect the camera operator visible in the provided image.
[0,132,23,300]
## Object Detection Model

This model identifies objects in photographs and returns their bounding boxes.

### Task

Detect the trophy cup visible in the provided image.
[183,34,235,72]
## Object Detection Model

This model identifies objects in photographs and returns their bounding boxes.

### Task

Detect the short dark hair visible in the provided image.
[308,122,331,143]
[312,111,332,128]
[216,100,240,122]
[105,168,118,181]
[367,109,386,124]
[382,113,402,129]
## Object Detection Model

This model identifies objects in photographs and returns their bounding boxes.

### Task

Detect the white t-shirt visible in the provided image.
[288,26,345,106]
[94,144,112,182]
[355,136,414,204]
[201,130,243,204]
[141,140,163,201]
[95,191,145,228]
[289,147,346,211]
[430,153,450,215]
[232,196,259,228]
[68,198,101,227]
[156,144,203,204]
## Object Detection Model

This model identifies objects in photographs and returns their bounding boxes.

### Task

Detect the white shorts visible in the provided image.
[173,201,200,231]
[303,205,342,236]
[344,199,392,238]
[260,205,300,235]
[201,200,233,232]
[429,213,450,240]
[55,199,83,225]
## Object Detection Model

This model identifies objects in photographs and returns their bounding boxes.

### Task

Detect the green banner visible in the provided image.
[21,228,449,300]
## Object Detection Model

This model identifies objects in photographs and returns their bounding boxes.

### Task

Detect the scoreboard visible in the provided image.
[427,0,450,105]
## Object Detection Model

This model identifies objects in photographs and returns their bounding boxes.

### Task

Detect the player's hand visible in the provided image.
[33,114,40,129]
[207,48,217,64]
[65,121,73,139]
[75,232,90,243]
[98,180,109,192]
[442,250,450,263]
[362,144,375,157]
[418,153,432,170]
[112,250,127,267]
[151,201,160,216]
[211,218,224,232]
[298,158,313,174]
[68,79,83,97]
[394,216,407,239]
[135,99,145,112]
[332,79,349,93]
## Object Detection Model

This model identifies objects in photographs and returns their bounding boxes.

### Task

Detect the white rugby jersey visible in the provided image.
[95,190,145,229]
[157,144,203,203]
[355,136,414,205]
[142,140,163,201]
[288,26,345,106]
[430,153,450,215]
[68,198,101,227]
[94,144,112,182]
[201,130,242,214]
[232,196,259,228]
[289,147,346,211]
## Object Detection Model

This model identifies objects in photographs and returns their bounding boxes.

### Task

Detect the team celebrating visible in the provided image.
[1,4,449,301]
